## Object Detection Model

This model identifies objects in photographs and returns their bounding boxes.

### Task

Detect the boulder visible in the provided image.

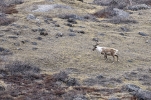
[135,89,151,100]
[27,14,36,20]
[128,4,150,11]
[113,8,129,19]
[123,84,140,92]
[138,32,149,36]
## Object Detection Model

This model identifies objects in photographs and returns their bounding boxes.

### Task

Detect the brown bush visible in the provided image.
[0,5,18,14]
[92,7,115,18]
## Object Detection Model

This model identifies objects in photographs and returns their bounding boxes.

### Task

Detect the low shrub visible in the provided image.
[5,61,41,75]
[0,47,12,55]
[93,0,130,9]
[0,16,15,26]
[109,17,138,24]
[0,5,18,14]
[92,7,115,18]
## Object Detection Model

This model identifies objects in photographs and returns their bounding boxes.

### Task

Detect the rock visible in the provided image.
[27,14,36,20]
[59,14,83,20]
[67,23,74,27]
[17,48,22,50]
[135,89,151,100]
[138,12,143,15]
[119,33,125,36]
[127,59,133,62]
[53,71,68,82]
[0,68,8,77]
[113,8,129,19]
[38,28,48,36]
[138,32,149,36]
[21,40,29,44]
[55,24,60,27]
[128,4,150,11]
[40,31,48,36]
[38,28,46,32]
[146,39,151,43]
[56,33,63,38]
[77,0,83,2]
[44,17,53,24]
[32,4,72,12]
[45,0,54,2]
[123,84,140,92]
[69,29,74,32]
[0,13,6,17]
[44,19,50,24]
[69,33,76,36]
[108,97,120,100]
[0,47,12,55]
[96,74,105,79]
[77,30,85,34]
[13,31,21,35]
[99,33,105,36]
[83,78,97,86]
[73,94,87,100]
[67,18,77,24]
[92,38,99,42]
[35,37,42,41]
[32,47,38,50]
[31,42,37,45]
[93,0,113,6]
[120,27,129,32]
[66,78,80,86]
[0,85,5,92]
[0,34,5,37]
[93,7,130,19]
[11,23,21,28]
[14,42,20,46]
[93,0,130,9]
[32,29,38,32]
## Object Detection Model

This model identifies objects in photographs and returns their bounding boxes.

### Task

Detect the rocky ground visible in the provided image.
[0,0,151,100]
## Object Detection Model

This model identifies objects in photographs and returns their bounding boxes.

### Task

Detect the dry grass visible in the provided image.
[0,0,151,99]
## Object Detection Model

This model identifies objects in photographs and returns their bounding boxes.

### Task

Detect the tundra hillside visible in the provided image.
[0,0,151,99]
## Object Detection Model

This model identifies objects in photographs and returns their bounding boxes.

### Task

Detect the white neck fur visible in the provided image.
[96,46,103,52]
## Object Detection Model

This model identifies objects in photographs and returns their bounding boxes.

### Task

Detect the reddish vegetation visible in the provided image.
[0,4,18,25]
[92,7,115,18]
[0,70,136,100]
[0,5,18,14]
[0,61,138,99]
[93,11,110,18]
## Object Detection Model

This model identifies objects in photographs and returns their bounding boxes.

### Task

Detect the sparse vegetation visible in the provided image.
[0,0,151,99]
[92,7,115,18]
[0,47,12,55]
[109,17,138,24]
[0,0,24,5]
[0,16,15,26]
[0,0,22,26]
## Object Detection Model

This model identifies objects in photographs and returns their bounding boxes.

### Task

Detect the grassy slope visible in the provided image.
[1,0,151,91]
